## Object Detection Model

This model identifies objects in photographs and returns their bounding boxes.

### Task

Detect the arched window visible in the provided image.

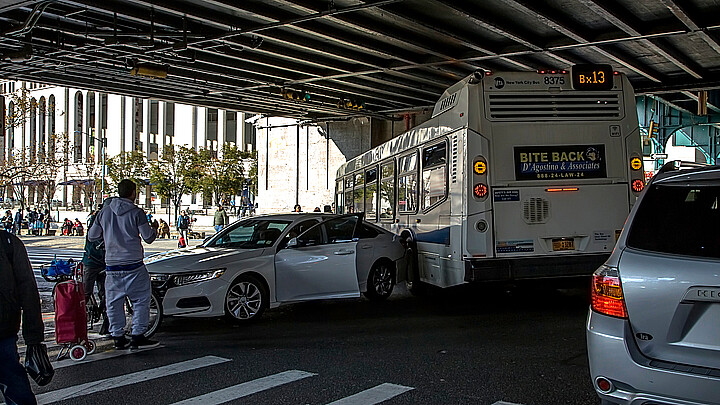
[87,91,95,162]
[29,97,37,162]
[48,95,55,161]
[38,96,46,162]
[74,91,83,162]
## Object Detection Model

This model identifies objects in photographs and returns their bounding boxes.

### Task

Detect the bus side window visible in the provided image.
[380,161,395,221]
[365,166,378,221]
[422,141,448,210]
[336,179,344,214]
[398,153,418,213]
[353,172,364,214]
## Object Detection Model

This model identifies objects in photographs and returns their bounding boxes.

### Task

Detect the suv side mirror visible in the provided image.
[286,237,298,248]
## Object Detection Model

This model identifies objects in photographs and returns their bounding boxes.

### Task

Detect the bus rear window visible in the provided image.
[627,184,720,259]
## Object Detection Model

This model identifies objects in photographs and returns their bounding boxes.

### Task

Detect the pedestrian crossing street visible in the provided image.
[31,347,526,405]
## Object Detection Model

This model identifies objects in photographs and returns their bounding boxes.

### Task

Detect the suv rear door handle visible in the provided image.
[333,249,354,255]
[360,244,372,249]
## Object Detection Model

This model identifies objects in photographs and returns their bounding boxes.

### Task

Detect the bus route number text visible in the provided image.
[576,71,605,85]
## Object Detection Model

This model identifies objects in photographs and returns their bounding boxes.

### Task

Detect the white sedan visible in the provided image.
[145,213,405,322]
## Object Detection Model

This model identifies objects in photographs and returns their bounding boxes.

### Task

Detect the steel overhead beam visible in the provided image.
[636,78,720,94]
[244,31,452,89]
[577,0,702,79]
[360,3,533,70]
[126,0,457,94]
[49,0,442,108]
[431,0,575,68]
[503,0,662,83]
[146,0,406,54]
[267,0,482,72]
[682,91,720,114]
[207,2,468,79]
[186,43,439,103]
[658,0,720,55]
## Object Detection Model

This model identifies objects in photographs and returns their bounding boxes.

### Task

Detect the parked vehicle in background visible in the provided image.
[145,213,405,323]
[587,161,720,405]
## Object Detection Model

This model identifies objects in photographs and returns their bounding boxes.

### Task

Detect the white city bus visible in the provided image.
[335,65,644,290]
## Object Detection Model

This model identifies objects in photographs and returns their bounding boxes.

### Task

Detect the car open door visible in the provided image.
[275,214,362,302]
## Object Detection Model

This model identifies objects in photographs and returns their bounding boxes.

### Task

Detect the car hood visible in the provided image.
[144,246,267,273]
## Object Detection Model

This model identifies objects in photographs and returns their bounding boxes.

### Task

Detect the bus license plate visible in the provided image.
[552,239,575,251]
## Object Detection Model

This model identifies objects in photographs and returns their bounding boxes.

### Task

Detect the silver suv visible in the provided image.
[587,161,720,405]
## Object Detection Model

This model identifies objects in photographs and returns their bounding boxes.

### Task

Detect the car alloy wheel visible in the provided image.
[225,275,267,322]
[364,261,394,301]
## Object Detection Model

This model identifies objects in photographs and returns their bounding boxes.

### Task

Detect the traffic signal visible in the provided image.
[337,98,365,110]
[281,89,311,102]
[648,120,658,138]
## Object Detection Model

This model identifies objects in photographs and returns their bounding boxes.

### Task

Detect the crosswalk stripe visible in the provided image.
[170,370,317,405]
[36,355,231,404]
[326,383,414,405]
[52,345,163,369]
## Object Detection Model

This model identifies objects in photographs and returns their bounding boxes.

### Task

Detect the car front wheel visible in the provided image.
[364,261,395,301]
[225,275,267,323]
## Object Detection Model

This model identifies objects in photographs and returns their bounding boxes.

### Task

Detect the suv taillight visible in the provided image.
[591,265,628,319]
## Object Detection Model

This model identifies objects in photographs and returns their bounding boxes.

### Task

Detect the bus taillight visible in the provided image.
[473,183,488,199]
[630,157,642,171]
[631,179,644,192]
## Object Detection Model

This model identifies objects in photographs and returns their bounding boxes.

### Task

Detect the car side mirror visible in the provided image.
[286,237,298,248]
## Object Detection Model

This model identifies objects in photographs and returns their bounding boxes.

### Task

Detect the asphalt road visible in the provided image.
[31,281,600,405]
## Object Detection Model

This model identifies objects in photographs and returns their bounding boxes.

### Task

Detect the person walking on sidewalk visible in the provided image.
[177,210,190,242]
[82,200,110,336]
[213,205,229,233]
[0,230,44,405]
[12,209,23,235]
[88,180,158,350]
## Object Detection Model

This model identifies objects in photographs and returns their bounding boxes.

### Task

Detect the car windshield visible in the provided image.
[627,183,720,259]
[208,219,291,249]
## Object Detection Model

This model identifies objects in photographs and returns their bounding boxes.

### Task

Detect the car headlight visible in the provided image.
[150,274,170,282]
[172,269,226,286]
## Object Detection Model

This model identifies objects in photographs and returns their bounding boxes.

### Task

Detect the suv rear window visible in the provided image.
[627,184,720,259]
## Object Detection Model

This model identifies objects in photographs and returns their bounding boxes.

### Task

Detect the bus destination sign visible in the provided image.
[514,144,607,180]
[571,64,614,91]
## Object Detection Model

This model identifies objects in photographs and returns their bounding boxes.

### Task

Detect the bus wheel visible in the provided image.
[404,244,426,296]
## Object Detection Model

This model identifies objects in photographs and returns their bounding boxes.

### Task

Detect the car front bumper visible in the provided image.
[586,310,720,405]
[160,276,230,318]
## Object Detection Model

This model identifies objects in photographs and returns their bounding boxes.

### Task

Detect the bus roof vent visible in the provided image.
[487,93,621,120]
[522,197,549,224]
[432,92,458,118]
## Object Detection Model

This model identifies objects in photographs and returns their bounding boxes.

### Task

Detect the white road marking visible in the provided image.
[326,383,414,405]
[492,402,525,405]
[170,369,317,404]
[52,345,163,369]
[36,355,230,404]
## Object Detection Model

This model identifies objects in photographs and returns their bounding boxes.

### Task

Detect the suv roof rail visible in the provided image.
[656,160,709,175]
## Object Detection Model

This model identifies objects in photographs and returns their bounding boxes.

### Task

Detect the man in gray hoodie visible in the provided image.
[88,179,158,350]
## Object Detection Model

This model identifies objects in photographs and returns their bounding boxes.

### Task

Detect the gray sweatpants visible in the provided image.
[104,266,151,337]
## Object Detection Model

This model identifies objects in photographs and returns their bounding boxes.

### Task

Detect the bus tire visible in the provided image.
[404,244,426,296]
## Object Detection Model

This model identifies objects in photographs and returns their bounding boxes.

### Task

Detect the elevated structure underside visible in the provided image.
[1,0,720,121]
